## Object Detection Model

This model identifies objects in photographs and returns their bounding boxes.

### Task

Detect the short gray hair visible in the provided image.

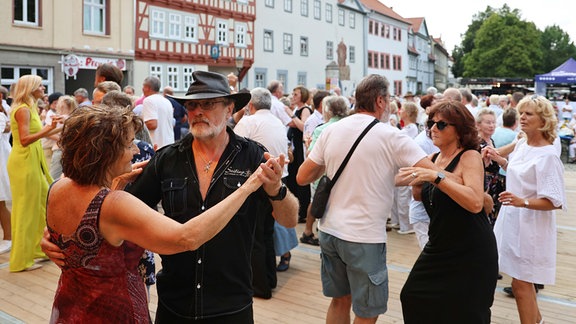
[74,88,89,98]
[143,76,161,92]
[249,87,272,111]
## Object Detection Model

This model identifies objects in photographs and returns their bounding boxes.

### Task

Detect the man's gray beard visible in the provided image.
[380,111,390,123]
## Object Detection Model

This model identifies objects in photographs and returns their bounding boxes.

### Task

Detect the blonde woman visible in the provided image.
[494,96,565,324]
[50,96,78,180]
[7,75,61,271]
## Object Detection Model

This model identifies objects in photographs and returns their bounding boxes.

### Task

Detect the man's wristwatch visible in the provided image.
[268,183,287,201]
[524,199,530,208]
[434,172,446,184]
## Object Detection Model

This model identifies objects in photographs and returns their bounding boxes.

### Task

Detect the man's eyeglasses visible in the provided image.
[426,120,454,131]
[184,99,227,111]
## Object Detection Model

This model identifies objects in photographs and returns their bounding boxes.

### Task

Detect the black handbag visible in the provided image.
[310,118,379,218]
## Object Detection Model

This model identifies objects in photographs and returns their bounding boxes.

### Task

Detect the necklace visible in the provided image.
[196,150,218,174]
[193,135,229,174]
[197,153,213,173]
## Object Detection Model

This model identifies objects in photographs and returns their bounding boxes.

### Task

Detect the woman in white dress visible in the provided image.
[0,104,12,254]
[493,95,566,324]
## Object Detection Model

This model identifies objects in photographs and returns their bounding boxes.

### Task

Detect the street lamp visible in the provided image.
[235,55,244,76]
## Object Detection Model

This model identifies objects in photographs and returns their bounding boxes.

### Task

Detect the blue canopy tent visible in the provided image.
[535,57,576,95]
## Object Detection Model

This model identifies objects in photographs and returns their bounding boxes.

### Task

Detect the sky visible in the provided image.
[385,0,576,52]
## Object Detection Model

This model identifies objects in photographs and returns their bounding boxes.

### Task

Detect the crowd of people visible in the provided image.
[0,66,568,324]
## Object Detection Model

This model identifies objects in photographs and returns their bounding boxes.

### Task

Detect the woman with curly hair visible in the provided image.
[399,100,498,323]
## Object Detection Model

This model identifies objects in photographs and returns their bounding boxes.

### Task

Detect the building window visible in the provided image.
[393,55,402,70]
[349,46,355,63]
[150,65,162,81]
[1,66,52,94]
[265,0,274,7]
[394,80,402,96]
[300,0,308,16]
[384,24,390,38]
[393,27,399,41]
[297,72,306,87]
[300,37,308,56]
[264,30,273,52]
[384,53,390,69]
[313,0,321,20]
[367,52,373,68]
[167,66,179,90]
[396,28,402,41]
[14,0,39,25]
[277,70,288,89]
[183,66,194,89]
[283,33,293,54]
[84,0,106,34]
[326,41,333,60]
[325,4,332,23]
[368,20,373,34]
[216,20,228,45]
[183,15,198,41]
[338,8,344,26]
[150,9,165,38]
[349,12,355,28]
[284,0,292,12]
[168,13,181,39]
[235,23,247,47]
[255,69,267,88]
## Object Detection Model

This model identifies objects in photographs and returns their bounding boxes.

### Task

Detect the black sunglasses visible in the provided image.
[426,120,453,131]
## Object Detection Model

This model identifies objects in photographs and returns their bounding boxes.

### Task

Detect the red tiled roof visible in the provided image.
[359,0,410,24]
[405,17,424,34]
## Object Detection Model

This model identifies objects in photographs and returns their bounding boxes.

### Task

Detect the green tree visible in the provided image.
[540,25,576,73]
[462,9,542,77]
[451,47,464,78]
[451,6,497,78]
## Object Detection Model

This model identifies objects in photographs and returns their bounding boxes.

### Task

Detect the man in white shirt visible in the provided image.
[303,91,330,148]
[234,88,289,178]
[267,80,292,126]
[141,76,175,149]
[234,88,297,274]
[297,74,438,323]
[561,97,573,121]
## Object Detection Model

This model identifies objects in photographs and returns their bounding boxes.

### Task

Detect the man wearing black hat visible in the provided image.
[128,71,298,322]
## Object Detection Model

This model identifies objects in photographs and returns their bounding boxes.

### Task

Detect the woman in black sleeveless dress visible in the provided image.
[398,101,498,323]
[286,85,312,223]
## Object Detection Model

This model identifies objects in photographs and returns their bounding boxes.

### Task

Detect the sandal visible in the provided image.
[300,233,319,246]
[277,253,291,272]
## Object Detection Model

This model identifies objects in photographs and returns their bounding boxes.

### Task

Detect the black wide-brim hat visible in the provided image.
[168,70,251,112]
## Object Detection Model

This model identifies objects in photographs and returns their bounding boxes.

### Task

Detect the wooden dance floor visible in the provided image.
[1,167,575,323]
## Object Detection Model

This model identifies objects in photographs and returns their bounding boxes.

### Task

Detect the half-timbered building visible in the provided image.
[134,0,255,94]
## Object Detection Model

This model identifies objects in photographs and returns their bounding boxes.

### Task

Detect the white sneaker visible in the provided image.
[387,223,400,229]
[0,240,11,254]
[397,229,415,235]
